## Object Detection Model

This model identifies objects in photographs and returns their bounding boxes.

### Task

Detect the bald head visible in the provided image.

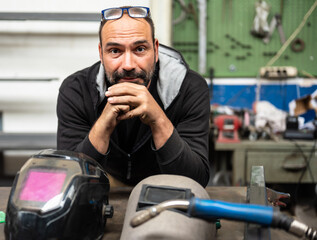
[99,10,155,47]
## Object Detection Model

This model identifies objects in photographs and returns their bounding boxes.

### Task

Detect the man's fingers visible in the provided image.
[108,95,139,106]
[105,82,160,124]
[116,108,142,121]
[106,82,146,97]
[114,104,130,115]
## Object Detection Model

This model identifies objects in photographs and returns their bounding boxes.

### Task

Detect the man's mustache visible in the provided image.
[113,70,147,83]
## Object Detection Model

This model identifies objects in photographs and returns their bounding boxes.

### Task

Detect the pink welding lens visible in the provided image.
[19,169,67,202]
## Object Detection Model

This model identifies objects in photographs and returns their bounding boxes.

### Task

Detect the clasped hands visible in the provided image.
[90,82,173,153]
[105,82,161,126]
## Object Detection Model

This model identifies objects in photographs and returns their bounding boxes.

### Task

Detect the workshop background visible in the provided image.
[0,0,317,203]
[0,0,316,233]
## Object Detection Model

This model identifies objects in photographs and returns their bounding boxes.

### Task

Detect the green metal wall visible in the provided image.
[172,0,317,77]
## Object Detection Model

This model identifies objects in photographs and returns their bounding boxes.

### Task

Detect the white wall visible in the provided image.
[0,0,171,44]
[1,0,151,12]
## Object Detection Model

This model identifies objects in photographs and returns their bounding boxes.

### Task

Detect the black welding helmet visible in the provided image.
[4,149,113,240]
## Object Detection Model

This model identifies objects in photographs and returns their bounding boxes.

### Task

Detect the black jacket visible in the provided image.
[57,45,210,187]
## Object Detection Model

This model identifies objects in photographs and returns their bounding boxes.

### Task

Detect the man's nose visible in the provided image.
[121,52,136,71]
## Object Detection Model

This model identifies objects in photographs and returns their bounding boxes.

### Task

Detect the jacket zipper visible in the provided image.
[127,154,131,180]
[110,132,152,181]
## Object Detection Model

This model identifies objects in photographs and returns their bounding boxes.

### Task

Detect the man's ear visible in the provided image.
[154,39,159,63]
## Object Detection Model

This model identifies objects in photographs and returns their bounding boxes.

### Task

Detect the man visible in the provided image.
[57,6,210,187]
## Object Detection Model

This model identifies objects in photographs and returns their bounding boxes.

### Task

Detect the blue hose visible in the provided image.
[189,198,274,226]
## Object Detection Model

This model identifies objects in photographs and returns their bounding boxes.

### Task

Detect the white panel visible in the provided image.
[3,112,57,133]
[0,81,59,111]
[150,0,172,46]
[0,21,99,34]
[1,0,150,12]
[0,34,99,80]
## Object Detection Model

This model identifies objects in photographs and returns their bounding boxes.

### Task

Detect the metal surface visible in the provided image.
[266,187,290,207]
[245,166,271,240]
[130,199,190,227]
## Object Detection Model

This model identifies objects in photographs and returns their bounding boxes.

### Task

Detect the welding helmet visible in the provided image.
[4,149,113,240]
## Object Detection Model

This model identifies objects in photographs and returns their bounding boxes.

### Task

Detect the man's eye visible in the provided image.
[110,49,120,54]
[136,47,145,53]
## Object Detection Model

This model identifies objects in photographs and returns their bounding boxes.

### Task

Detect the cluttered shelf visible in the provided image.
[210,91,317,186]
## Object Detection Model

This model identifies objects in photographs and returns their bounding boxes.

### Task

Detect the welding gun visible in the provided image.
[131,198,317,240]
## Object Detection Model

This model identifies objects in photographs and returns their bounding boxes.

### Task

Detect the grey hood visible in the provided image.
[96,44,188,110]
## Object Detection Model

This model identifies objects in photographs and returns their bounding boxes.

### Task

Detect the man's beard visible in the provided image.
[105,60,156,87]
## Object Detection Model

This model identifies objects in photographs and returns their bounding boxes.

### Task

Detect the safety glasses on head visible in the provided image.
[101,6,150,21]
